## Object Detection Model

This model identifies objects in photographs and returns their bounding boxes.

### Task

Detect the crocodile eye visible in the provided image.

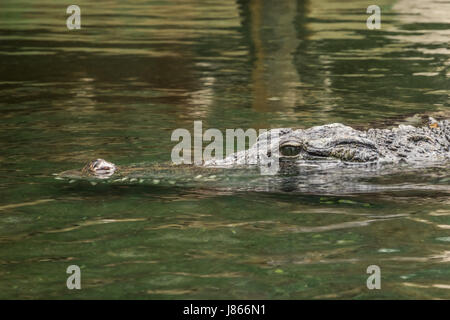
[280,145,302,157]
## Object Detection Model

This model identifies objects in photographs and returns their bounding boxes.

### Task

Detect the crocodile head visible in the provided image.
[206,124,382,169]
[236,120,449,170]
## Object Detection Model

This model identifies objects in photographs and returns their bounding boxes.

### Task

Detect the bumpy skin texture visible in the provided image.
[204,119,450,169]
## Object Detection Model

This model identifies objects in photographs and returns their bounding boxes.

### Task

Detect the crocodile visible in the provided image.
[57,118,450,193]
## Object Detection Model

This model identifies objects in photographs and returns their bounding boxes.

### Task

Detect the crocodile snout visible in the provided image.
[82,159,117,178]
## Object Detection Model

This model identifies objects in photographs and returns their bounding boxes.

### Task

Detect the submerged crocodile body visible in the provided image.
[58,118,450,194]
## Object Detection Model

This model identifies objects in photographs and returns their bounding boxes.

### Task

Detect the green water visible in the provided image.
[0,0,449,299]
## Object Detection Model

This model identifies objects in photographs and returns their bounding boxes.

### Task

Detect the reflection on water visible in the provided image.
[0,0,449,299]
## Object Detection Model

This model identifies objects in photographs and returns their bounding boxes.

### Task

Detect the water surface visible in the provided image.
[0,0,449,299]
